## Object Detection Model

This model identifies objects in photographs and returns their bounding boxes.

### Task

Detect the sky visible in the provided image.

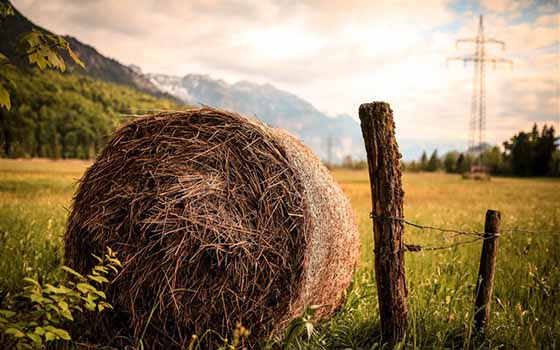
[12,0,560,154]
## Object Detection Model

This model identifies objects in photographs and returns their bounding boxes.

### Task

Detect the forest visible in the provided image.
[402,124,560,177]
[0,67,179,159]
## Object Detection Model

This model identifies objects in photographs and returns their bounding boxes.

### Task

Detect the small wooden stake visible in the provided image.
[359,102,407,346]
[474,209,501,333]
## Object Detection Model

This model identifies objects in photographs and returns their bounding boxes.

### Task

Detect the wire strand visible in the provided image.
[369,213,557,254]
[370,213,485,238]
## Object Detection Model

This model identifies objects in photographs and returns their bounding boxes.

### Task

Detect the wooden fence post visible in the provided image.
[359,102,407,346]
[474,209,501,333]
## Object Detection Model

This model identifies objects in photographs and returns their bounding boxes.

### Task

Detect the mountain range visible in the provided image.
[147,73,365,161]
[2,0,448,161]
[1,0,370,162]
[0,0,179,101]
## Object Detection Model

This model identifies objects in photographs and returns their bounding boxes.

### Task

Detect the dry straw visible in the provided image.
[64,107,359,349]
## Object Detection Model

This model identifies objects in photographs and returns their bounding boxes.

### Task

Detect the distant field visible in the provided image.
[1,159,559,349]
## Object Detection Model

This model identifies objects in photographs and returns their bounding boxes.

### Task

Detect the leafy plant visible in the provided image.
[17,29,85,73]
[215,322,251,350]
[0,247,121,349]
[0,2,14,17]
[270,305,323,349]
[0,2,84,110]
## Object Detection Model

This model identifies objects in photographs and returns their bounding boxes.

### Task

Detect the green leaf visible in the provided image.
[61,266,84,279]
[34,327,46,336]
[97,300,112,311]
[45,332,56,342]
[76,282,96,294]
[94,265,109,274]
[19,31,41,52]
[51,328,71,341]
[28,51,48,70]
[58,301,73,321]
[94,290,107,299]
[0,3,15,17]
[26,332,42,345]
[5,327,25,338]
[0,309,16,318]
[84,292,99,303]
[18,343,33,350]
[45,283,73,294]
[88,274,109,284]
[23,277,41,287]
[0,83,10,110]
[71,304,83,313]
[43,326,71,341]
[44,50,66,71]
[29,294,51,304]
[45,303,61,316]
[84,300,96,311]
[66,46,85,68]
[16,30,85,73]
[28,30,43,46]
[108,257,122,268]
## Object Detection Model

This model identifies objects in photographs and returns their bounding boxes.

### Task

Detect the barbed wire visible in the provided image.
[369,213,485,238]
[369,212,559,254]
[499,228,560,236]
[373,235,497,256]
[404,235,497,252]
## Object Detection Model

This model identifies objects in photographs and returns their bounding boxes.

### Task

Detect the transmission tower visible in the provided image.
[326,134,334,168]
[448,15,512,160]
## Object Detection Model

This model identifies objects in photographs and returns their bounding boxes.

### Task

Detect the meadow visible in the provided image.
[0,159,558,349]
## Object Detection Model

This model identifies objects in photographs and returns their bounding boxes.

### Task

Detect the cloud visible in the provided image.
[479,0,532,15]
[10,0,559,154]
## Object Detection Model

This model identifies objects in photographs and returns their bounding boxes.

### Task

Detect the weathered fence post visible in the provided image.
[474,209,501,333]
[359,102,407,346]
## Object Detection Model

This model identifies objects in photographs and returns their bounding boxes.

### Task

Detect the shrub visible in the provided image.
[0,247,120,349]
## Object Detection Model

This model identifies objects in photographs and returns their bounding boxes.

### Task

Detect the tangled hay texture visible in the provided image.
[64,107,359,348]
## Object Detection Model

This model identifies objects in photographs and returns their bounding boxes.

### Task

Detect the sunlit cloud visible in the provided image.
[11,0,560,155]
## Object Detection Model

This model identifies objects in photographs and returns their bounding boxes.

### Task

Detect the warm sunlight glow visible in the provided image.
[236,27,323,60]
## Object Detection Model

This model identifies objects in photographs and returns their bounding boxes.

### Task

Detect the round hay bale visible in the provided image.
[64,107,359,348]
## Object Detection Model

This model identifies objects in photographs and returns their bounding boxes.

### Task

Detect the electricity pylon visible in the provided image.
[448,15,512,160]
[326,134,334,167]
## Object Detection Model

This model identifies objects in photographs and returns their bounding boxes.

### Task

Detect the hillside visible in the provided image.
[148,73,366,161]
[0,0,168,98]
[1,0,367,162]
[0,67,179,158]
[1,0,437,162]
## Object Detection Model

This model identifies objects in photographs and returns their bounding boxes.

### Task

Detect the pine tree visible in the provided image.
[420,151,428,171]
[426,149,439,172]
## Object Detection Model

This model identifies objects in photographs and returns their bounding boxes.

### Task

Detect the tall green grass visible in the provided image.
[0,159,89,291]
[0,161,558,349]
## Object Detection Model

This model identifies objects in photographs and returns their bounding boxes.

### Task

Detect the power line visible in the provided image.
[447,15,513,165]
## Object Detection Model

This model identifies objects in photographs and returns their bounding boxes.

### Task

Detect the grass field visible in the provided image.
[0,159,559,349]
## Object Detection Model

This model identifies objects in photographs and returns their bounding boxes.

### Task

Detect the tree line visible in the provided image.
[403,124,560,177]
[0,67,178,159]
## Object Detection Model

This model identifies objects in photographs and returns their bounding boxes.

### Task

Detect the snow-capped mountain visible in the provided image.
[147,73,365,162]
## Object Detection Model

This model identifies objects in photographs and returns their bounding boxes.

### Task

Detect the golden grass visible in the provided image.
[1,159,559,348]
